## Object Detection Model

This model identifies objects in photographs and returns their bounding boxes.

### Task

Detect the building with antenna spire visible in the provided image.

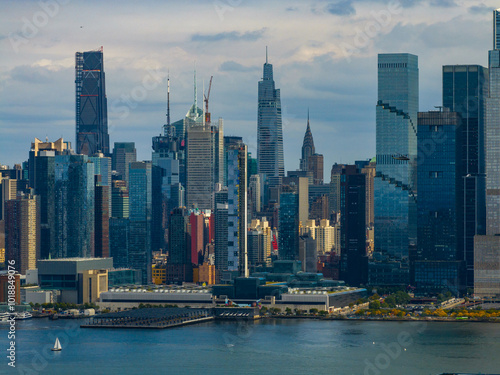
[185,70,223,210]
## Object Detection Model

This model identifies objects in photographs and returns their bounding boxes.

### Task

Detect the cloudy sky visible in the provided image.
[0,0,497,179]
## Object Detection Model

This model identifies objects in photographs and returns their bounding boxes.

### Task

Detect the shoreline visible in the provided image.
[266,315,500,323]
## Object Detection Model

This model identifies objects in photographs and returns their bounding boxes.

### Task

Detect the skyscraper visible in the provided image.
[28,138,71,259]
[185,74,222,211]
[129,161,152,284]
[5,194,39,274]
[486,9,500,235]
[339,165,367,286]
[443,64,488,289]
[257,50,284,190]
[112,142,136,186]
[299,112,324,185]
[54,154,95,258]
[474,9,500,297]
[415,110,463,295]
[370,53,418,286]
[279,184,299,261]
[300,111,315,173]
[226,143,248,275]
[76,47,109,156]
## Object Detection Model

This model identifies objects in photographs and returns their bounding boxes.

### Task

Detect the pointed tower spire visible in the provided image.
[266,46,268,64]
[300,110,315,171]
[194,65,197,116]
[167,71,170,127]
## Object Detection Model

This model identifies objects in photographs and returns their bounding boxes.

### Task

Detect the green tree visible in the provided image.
[369,300,381,310]
[384,295,396,308]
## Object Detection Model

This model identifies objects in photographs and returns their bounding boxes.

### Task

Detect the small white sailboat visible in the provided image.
[51,338,62,352]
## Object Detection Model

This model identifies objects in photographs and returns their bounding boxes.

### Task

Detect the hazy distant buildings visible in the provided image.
[370,53,419,286]
[257,52,284,190]
[76,48,109,156]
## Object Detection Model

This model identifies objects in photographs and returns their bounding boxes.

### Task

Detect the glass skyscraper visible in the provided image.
[442,64,488,289]
[257,52,284,189]
[487,9,500,235]
[370,53,418,286]
[54,154,95,258]
[129,161,152,285]
[414,110,463,295]
[75,48,109,156]
[279,185,299,261]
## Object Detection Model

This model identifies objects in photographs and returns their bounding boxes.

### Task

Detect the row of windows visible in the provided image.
[379,63,408,69]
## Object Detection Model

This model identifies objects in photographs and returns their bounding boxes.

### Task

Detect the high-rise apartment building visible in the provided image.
[28,138,71,259]
[443,64,488,289]
[226,143,248,274]
[5,194,39,274]
[76,48,109,156]
[214,188,228,273]
[370,53,418,286]
[257,51,284,189]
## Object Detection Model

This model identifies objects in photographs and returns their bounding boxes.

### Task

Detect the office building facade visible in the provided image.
[443,64,488,289]
[76,48,109,156]
[257,52,284,188]
[370,53,419,286]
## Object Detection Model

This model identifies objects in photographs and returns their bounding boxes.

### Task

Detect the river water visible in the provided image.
[1,317,500,374]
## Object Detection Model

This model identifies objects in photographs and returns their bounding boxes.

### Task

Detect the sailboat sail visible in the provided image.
[52,338,62,351]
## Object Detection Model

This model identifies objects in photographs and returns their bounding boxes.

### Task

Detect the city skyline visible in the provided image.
[1,0,497,175]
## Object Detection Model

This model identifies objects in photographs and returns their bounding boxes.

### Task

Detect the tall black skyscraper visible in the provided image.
[76,47,109,156]
[414,110,463,296]
[442,64,488,289]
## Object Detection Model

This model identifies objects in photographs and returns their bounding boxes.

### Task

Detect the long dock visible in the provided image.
[81,308,213,329]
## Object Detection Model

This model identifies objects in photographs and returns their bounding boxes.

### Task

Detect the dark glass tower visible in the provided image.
[370,53,418,286]
[257,50,284,189]
[76,48,109,156]
[339,165,367,286]
[129,161,152,285]
[414,110,463,295]
[54,154,95,258]
[278,185,299,261]
[442,64,488,289]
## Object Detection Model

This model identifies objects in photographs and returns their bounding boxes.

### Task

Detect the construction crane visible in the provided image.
[204,76,213,124]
